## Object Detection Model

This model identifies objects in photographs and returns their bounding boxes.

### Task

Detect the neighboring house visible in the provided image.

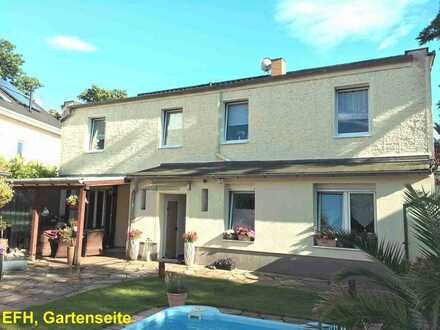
[47,48,435,276]
[0,80,61,166]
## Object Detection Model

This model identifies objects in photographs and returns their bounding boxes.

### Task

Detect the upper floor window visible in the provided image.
[225,102,248,142]
[336,88,369,136]
[17,141,24,156]
[162,109,183,147]
[89,118,105,151]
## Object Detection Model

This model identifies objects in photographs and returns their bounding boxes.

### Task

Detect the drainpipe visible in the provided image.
[403,203,410,261]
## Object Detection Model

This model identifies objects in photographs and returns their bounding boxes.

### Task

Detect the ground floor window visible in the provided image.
[229,192,255,229]
[316,190,375,247]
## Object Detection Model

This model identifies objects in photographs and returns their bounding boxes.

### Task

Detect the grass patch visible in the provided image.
[1,275,320,330]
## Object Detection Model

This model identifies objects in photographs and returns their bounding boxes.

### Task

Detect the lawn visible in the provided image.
[1,275,321,330]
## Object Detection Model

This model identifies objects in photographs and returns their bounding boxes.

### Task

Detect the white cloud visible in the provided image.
[46,35,97,52]
[275,0,428,49]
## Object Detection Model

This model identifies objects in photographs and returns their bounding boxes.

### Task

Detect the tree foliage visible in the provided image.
[418,11,440,45]
[0,156,58,179]
[315,185,440,329]
[0,39,43,95]
[48,109,62,120]
[0,177,13,209]
[78,84,127,103]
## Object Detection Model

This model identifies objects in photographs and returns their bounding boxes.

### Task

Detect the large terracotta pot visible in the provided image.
[67,246,75,266]
[184,242,195,266]
[128,240,140,260]
[167,292,187,307]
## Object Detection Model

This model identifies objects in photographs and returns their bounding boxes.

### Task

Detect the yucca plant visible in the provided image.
[315,184,440,329]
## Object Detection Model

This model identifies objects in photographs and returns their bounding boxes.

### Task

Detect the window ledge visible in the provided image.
[222,239,254,244]
[221,140,249,145]
[312,245,362,252]
[334,133,371,139]
[158,145,182,149]
[85,149,104,154]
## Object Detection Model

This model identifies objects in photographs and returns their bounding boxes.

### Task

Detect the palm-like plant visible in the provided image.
[315,184,440,329]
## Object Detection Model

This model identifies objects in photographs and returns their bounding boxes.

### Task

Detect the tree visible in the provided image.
[0,38,43,95]
[315,185,440,329]
[0,177,13,209]
[48,109,61,120]
[0,155,57,179]
[78,84,127,103]
[418,11,440,45]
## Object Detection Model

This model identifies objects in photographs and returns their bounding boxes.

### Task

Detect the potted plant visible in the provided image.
[165,272,188,307]
[210,257,235,271]
[66,194,79,208]
[58,227,76,266]
[314,229,337,247]
[222,229,236,240]
[182,231,197,266]
[235,226,255,241]
[128,229,142,260]
[0,217,10,249]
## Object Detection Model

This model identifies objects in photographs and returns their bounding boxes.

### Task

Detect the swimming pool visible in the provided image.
[122,306,340,329]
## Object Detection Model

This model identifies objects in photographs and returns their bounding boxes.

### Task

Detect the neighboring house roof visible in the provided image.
[0,80,61,130]
[131,156,434,179]
[66,48,434,113]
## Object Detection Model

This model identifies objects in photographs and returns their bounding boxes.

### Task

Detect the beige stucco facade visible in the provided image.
[59,48,435,267]
[60,49,433,176]
[0,110,61,166]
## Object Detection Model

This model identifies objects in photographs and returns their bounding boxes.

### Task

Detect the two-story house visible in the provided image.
[0,80,61,166]
[51,48,435,276]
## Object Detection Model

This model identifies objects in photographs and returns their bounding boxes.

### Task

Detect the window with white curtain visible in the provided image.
[317,190,375,234]
[89,118,105,151]
[225,102,248,141]
[229,192,255,230]
[162,109,183,147]
[336,88,369,136]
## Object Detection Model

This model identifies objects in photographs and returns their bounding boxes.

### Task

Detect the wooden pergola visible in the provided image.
[11,176,127,266]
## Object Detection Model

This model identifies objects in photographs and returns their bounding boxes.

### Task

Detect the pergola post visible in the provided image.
[28,209,39,260]
[74,187,87,266]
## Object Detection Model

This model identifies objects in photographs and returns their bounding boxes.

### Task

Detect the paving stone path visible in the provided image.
[0,256,330,312]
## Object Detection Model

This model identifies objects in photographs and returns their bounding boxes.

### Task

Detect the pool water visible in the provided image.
[122,306,340,330]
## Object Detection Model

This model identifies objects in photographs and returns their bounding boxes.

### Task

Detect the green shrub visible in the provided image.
[1,156,58,179]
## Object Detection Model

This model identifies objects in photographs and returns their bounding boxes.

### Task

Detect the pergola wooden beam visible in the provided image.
[74,187,87,266]
[28,209,39,260]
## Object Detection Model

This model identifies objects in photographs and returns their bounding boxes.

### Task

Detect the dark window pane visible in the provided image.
[318,192,343,231]
[337,89,368,134]
[226,103,248,141]
[141,189,147,210]
[90,118,105,150]
[350,193,374,234]
[201,189,208,212]
[230,192,255,229]
[164,110,183,146]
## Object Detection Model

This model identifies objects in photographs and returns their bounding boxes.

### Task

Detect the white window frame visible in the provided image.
[88,117,106,152]
[161,108,183,148]
[228,191,255,229]
[224,101,249,144]
[316,188,377,234]
[335,87,370,138]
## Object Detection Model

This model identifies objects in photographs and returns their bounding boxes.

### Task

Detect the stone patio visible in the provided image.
[0,256,331,312]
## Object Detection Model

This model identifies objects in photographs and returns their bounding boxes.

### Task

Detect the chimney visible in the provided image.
[60,100,80,120]
[271,58,286,76]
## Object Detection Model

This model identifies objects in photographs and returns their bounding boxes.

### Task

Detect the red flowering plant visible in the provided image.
[234,225,255,241]
[128,229,143,241]
[182,231,198,243]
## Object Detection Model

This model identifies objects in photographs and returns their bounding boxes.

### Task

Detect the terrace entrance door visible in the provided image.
[165,201,178,259]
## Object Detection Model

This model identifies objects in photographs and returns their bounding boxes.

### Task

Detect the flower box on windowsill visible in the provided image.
[222,238,254,244]
[314,238,337,248]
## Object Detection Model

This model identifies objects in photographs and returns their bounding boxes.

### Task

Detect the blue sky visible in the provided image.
[2,0,439,122]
